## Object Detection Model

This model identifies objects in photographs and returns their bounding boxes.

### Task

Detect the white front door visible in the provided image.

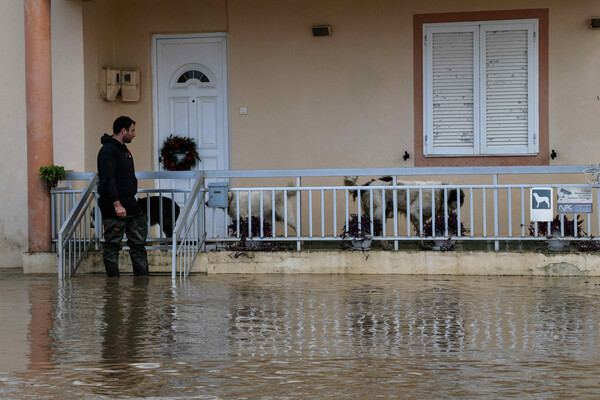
[153,34,230,237]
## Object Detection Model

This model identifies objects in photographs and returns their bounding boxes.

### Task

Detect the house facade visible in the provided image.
[2,0,600,268]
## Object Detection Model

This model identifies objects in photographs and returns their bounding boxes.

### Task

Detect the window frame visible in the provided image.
[414,9,549,167]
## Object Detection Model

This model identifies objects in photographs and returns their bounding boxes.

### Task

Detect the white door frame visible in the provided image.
[151,33,230,171]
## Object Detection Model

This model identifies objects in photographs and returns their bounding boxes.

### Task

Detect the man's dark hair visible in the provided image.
[113,116,136,134]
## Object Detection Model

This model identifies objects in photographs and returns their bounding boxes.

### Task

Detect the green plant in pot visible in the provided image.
[419,212,468,251]
[340,214,382,250]
[39,165,66,189]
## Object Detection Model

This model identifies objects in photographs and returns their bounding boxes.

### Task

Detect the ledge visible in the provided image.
[20,249,600,276]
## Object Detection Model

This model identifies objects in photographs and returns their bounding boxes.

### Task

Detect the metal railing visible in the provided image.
[57,173,98,279]
[172,172,206,278]
[202,165,600,251]
[54,171,198,278]
[54,165,598,278]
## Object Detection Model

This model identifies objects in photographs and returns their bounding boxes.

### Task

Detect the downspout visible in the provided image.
[24,0,53,252]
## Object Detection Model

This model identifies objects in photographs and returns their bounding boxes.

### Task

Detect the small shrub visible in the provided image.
[39,165,66,188]
[226,217,291,252]
[419,212,468,237]
[340,214,382,240]
[573,237,600,252]
[228,216,273,240]
[528,215,584,238]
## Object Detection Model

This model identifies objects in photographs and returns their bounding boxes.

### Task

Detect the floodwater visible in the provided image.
[2,271,600,399]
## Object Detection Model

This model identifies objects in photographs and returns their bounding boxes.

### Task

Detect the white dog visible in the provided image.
[532,192,550,208]
[227,188,297,233]
[343,176,465,233]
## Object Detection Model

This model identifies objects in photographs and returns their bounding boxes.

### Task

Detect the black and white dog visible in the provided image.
[92,196,181,238]
[343,176,465,232]
[138,196,181,238]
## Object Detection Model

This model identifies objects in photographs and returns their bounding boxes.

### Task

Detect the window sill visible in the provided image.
[415,153,549,167]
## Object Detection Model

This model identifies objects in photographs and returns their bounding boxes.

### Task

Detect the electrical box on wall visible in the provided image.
[99,68,120,101]
[208,182,229,208]
[121,69,140,102]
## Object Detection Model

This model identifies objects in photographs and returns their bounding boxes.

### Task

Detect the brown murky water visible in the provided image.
[2,269,600,399]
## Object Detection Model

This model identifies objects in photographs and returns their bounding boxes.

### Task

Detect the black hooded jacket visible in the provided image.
[97,134,141,219]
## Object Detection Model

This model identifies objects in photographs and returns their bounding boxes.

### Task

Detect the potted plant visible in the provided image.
[340,214,382,250]
[159,135,201,171]
[419,212,468,251]
[39,165,66,189]
[228,216,273,249]
[529,215,585,251]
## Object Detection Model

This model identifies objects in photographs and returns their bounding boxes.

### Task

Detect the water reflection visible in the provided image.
[28,281,55,370]
[100,278,151,364]
[1,273,600,398]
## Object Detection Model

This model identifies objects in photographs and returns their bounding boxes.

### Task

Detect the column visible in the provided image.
[24,0,53,252]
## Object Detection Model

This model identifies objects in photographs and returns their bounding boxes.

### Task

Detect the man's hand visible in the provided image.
[113,201,126,217]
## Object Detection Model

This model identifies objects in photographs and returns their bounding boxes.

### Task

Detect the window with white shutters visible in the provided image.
[423,19,539,156]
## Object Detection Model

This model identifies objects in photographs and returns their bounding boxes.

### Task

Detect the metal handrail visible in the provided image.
[202,165,589,179]
[57,173,98,279]
[172,171,205,279]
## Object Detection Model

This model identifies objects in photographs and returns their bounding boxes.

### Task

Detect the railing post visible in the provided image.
[171,234,176,281]
[393,176,398,251]
[296,176,301,251]
[94,194,100,251]
[58,232,63,280]
[200,187,206,252]
[494,174,499,251]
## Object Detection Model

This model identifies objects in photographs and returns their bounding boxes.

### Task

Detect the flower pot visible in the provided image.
[547,238,569,251]
[350,237,372,250]
[432,239,447,251]
[44,179,59,189]
[429,237,456,251]
[547,229,570,251]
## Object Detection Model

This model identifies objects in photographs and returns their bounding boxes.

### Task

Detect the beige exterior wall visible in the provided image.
[82,0,228,173]
[52,0,85,172]
[229,0,600,169]
[3,0,600,266]
[0,1,27,267]
[78,0,600,172]
[82,0,117,172]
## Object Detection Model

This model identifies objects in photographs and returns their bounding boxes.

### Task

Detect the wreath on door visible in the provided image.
[159,135,201,171]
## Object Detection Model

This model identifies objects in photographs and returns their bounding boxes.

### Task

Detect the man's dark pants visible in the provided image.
[102,213,149,277]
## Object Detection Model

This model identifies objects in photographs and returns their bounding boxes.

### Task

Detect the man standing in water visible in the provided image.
[97,116,149,277]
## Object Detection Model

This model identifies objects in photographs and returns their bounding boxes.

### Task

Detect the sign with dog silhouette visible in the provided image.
[530,187,553,221]
[557,186,592,213]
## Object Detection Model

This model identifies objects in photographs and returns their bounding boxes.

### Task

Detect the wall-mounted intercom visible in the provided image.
[99,68,120,101]
[121,69,140,102]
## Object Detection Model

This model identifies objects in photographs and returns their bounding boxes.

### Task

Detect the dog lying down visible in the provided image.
[92,196,181,238]
[343,176,465,233]
[226,188,297,233]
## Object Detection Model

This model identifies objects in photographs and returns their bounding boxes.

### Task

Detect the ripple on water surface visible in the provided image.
[1,271,600,398]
